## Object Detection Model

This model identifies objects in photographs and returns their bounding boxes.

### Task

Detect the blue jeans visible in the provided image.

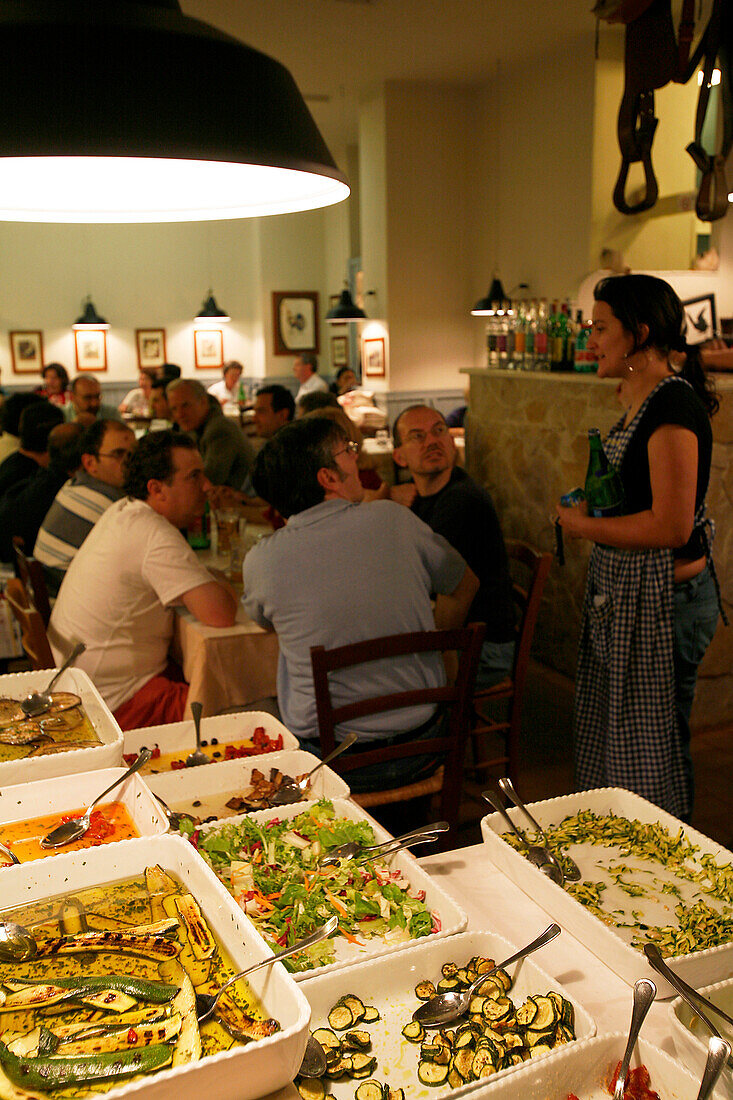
[673,565,719,814]
[475,640,515,691]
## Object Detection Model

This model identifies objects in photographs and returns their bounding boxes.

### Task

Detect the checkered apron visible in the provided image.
[574,377,701,820]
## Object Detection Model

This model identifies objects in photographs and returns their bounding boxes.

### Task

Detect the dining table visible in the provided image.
[260,837,709,1100]
[171,519,279,718]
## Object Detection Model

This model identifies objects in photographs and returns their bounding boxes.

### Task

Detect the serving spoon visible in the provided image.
[20,642,86,718]
[696,1037,731,1100]
[0,920,36,962]
[644,942,733,1067]
[298,1035,328,1078]
[268,732,358,807]
[482,790,564,886]
[319,821,449,868]
[195,916,338,1026]
[185,701,209,767]
[497,776,582,882]
[40,748,152,848]
[613,979,657,1100]
[0,839,19,865]
[412,922,561,1029]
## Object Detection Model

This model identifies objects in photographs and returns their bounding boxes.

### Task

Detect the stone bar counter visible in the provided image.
[463,368,733,730]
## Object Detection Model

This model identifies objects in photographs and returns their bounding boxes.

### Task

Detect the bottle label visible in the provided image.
[535,333,548,354]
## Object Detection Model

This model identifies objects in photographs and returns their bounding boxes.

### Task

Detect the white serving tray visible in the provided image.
[462,1033,727,1100]
[0,767,168,864]
[299,929,596,1100]
[197,797,467,980]
[670,976,733,1100]
[144,749,350,820]
[0,833,311,1100]
[124,711,298,772]
[481,787,733,997]
[0,667,123,786]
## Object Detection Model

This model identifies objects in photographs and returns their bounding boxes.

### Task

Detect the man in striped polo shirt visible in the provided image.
[34,419,136,594]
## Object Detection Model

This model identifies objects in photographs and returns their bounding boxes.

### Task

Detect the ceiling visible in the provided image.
[183,0,597,153]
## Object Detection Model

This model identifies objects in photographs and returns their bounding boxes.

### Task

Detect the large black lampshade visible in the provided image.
[0,0,350,222]
[326,289,367,323]
[471,277,507,316]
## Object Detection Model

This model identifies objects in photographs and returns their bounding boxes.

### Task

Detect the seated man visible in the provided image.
[0,400,64,496]
[393,404,516,689]
[293,352,328,401]
[252,384,295,439]
[0,422,85,563]
[64,376,122,426]
[208,361,243,406]
[0,392,45,466]
[48,431,238,729]
[242,417,478,790]
[296,390,339,418]
[34,419,137,594]
[167,378,254,489]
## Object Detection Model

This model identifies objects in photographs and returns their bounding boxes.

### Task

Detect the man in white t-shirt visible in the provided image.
[48,431,238,729]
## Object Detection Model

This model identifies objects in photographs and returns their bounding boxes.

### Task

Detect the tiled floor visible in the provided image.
[453,660,733,851]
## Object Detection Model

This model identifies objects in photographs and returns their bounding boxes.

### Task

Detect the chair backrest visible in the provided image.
[12,536,52,627]
[505,539,553,702]
[310,623,484,817]
[4,577,54,669]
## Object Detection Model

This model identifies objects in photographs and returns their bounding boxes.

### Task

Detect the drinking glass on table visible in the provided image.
[215,508,240,556]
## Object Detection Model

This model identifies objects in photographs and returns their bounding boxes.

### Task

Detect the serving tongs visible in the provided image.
[497,777,582,882]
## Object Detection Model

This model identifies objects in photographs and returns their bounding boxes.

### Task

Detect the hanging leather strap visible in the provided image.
[614,89,659,214]
[685,0,731,221]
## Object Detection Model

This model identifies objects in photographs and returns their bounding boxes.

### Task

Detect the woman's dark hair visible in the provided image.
[594,274,719,416]
[42,362,69,389]
[123,429,197,500]
[18,401,64,451]
[252,418,346,518]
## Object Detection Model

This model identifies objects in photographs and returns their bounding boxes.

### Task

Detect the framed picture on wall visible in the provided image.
[194,327,223,369]
[136,328,167,369]
[272,291,319,355]
[362,335,386,378]
[9,330,44,375]
[681,293,717,345]
[74,329,107,371]
[331,334,348,367]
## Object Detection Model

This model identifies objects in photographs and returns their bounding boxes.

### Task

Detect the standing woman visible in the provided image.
[556,274,722,821]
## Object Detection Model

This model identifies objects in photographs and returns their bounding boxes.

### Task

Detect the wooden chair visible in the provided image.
[4,577,54,669]
[470,540,553,787]
[310,623,485,844]
[12,536,52,627]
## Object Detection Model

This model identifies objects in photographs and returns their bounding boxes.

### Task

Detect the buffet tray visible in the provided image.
[197,797,467,980]
[462,1033,726,1100]
[123,710,299,771]
[0,667,123,786]
[0,766,168,863]
[299,929,596,1100]
[670,976,733,1099]
[0,833,311,1100]
[481,787,733,997]
[144,749,349,820]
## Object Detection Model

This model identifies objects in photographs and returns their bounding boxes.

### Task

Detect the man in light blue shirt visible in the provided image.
[243,418,478,777]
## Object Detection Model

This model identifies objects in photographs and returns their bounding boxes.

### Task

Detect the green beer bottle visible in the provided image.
[584,428,625,517]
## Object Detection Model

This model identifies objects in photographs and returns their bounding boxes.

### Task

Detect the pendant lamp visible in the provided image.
[0,0,349,223]
[326,288,367,323]
[471,277,507,316]
[72,297,109,330]
[195,291,231,324]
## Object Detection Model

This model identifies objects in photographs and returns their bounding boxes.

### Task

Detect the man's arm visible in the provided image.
[181,580,237,627]
[434,565,479,630]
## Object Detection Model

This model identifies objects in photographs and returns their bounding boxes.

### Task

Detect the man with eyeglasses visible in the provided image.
[34,419,136,594]
[242,417,478,790]
[393,405,515,689]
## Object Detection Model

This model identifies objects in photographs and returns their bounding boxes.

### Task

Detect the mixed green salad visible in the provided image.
[192,801,438,972]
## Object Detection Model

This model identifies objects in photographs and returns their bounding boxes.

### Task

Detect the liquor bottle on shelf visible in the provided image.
[513,300,526,369]
[485,304,500,368]
[535,299,549,370]
[566,308,580,370]
[524,300,537,370]
[548,300,563,370]
[584,428,625,517]
[496,302,509,367]
[504,301,516,367]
